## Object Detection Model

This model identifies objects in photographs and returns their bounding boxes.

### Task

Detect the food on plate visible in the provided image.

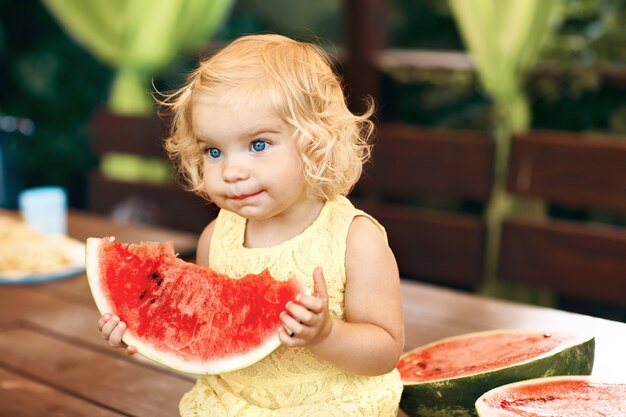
[0,215,75,275]
[397,329,594,417]
[475,375,626,416]
[86,237,306,374]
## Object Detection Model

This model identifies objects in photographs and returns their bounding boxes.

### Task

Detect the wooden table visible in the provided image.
[2,211,625,416]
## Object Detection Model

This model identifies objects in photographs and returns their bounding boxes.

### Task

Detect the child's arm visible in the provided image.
[278,216,404,376]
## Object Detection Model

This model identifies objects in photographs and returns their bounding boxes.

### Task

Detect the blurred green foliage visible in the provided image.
[0,0,112,206]
[217,0,341,44]
[533,0,626,133]
[383,0,626,134]
[389,0,464,49]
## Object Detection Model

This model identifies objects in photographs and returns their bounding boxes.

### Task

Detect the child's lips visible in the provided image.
[230,191,262,201]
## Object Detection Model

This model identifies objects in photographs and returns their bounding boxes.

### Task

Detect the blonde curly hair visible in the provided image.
[162,34,374,202]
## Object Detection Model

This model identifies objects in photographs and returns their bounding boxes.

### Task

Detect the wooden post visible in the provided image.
[343,0,385,113]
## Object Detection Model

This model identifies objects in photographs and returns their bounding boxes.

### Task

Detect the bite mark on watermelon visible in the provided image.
[397,329,594,417]
[86,237,307,374]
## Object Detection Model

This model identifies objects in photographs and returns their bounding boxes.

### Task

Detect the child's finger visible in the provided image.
[97,313,111,330]
[278,326,301,347]
[280,311,303,336]
[126,345,137,355]
[277,320,309,348]
[293,267,327,313]
[100,315,120,338]
[284,301,315,324]
[296,295,323,313]
[108,321,127,346]
[312,267,328,300]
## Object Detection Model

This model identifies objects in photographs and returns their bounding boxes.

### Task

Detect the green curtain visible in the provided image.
[449,0,558,295]
[42,0,234,115]
[449,0,556,132]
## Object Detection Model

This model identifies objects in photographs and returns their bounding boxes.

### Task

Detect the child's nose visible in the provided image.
[222,156,249,182]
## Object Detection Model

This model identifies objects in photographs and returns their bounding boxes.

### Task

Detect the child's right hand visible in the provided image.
[97,313,137,355]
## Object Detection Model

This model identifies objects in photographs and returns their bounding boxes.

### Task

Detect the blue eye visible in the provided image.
[207,148,221,158]
[251,140,268,152]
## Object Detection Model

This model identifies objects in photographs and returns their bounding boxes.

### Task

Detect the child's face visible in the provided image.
[191,91,313,220]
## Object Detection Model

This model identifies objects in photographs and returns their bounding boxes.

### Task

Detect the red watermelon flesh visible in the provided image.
[475,376,626,416]
[398,331,580,382]
[397,329,594,417]
[86,237,306,374]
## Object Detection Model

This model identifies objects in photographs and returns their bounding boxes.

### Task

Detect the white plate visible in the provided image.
[0,237,85,284]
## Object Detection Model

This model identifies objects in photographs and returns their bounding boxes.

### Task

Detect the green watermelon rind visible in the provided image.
[475,375,626,416]
[399,329,595,417]
[86,237,305,375]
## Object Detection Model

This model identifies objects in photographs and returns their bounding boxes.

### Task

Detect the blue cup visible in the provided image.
[18,186,67,235]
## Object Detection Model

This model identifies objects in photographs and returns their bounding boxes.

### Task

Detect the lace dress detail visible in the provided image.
[179,196,402,416]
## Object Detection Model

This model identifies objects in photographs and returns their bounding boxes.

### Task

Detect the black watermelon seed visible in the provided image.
[150,272,159,280]
[157,279,163,286]
[139,290,146,299]
[150,298,156,304]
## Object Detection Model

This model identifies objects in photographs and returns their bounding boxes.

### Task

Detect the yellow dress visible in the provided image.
[179,195,403,416]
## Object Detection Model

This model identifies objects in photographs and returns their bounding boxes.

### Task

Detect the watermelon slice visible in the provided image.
[475,375,626,416]
[397,329,594,417]
[86,237,306,374]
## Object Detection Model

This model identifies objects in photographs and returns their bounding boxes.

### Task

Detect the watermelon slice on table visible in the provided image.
[86,237,306,375]
[475,375,626,416]
[397,329,594,417]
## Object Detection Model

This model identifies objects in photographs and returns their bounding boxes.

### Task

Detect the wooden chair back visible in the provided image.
[498,130,626,306]
[88,108,216,233]
[353,123,494,289]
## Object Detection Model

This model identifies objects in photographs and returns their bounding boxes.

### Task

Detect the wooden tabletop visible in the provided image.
[67,209,199,259]
[1,210,625,416]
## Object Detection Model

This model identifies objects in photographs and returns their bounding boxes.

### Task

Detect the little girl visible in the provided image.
[98,33,404,416]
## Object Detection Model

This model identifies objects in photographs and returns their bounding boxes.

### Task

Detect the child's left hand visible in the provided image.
[278,267,332,348]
